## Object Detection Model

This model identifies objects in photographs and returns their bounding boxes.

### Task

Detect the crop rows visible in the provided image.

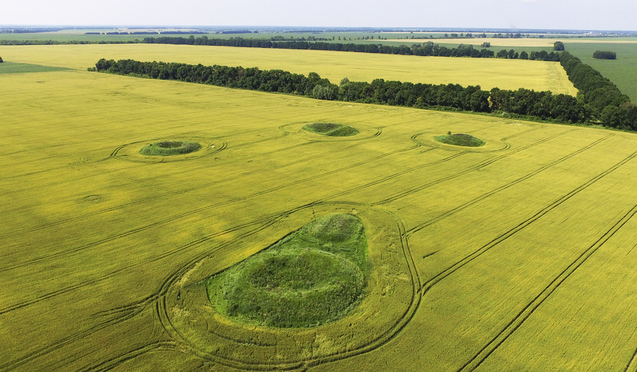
[2,47,637,371]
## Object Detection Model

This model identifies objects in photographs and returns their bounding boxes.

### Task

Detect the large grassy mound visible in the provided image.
[139,140,202,156]
[206,214,367,328]
[435,133,485,147]
[303,123,359,137]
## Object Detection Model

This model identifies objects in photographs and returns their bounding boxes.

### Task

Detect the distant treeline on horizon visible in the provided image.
[141,36,562,61]
[1,26,637,35]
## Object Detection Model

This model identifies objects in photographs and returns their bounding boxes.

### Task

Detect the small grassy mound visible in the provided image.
[207,214,367,328]
[139,140,202,156]
[303,123,359,137]
[435,133,485,147]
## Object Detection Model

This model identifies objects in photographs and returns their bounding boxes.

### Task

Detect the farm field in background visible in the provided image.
[384,37,637,48]
[389,36,637,102]
[380,36,637,102]
[0,44,577,94]
[565,42,637,101]
[2,44,637,370]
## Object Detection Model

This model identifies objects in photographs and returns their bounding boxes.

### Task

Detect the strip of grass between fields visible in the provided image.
[0,62,70,74]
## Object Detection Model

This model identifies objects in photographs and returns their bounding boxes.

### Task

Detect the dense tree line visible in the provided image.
[490,88,588,123]
[592,50,617,60]
[141,36,561,61]
[94,58,600,126]
[560,52,636,129]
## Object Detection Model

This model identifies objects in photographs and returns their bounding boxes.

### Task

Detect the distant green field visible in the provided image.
[565,42,637,101]
[0,61,69,74]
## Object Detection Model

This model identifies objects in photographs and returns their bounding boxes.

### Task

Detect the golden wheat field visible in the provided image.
[0,44,577,95]
[2,47,637,371]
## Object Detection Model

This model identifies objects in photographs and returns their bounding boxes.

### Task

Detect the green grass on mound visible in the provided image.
[206,214,368,328]
[138,140,201,156]
[302,123,360,137]
[435,133,485,147]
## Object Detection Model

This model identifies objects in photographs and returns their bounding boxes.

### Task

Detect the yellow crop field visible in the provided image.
[2,48,637,371]
[0,43,576,94]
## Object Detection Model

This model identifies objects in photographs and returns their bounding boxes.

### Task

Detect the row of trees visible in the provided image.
[141,36,561,61]
[94,58,594,125]
[560,52,636,129]
[490,88,587,123]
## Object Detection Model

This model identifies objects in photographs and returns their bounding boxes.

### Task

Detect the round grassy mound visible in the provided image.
[302,213,363,243]
[207,214,367,328]
[434,133,485,147]
[139,140,202,156]
[217,249,364,328]
[303,123,359,137]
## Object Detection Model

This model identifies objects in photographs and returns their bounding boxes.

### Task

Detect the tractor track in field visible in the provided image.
[0,207,305,371]
[0,207,299,315]
[387,149,637,372]
[70,202,419,371]
[0,304,160,372]
[0,138,363,240]
[0,129,558,272]
[0,132,425,268]
[0,124,281,183]
[0,128,560,313]
[1,123,374,207]
[1,116,525,235]
[308,129,561,206]
[77,342,178,372]
[3,127,564,370]
[0,124,384,237]
[404,135,611,235]
[371,129,575,206]
[418,148,637,301]
[625,344,637,372]
[459,203,637,371]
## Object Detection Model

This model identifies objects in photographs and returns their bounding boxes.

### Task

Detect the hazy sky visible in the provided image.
[3,0,636,31]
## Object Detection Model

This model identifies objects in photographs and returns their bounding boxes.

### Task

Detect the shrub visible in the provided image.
[593,51,617,60]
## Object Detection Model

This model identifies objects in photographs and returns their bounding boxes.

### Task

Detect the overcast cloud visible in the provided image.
[2,0,636,31]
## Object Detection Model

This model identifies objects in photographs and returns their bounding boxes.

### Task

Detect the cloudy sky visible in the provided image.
[3,0,636,31]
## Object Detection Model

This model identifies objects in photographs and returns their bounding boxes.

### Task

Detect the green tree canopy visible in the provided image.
[593,50,617,60]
